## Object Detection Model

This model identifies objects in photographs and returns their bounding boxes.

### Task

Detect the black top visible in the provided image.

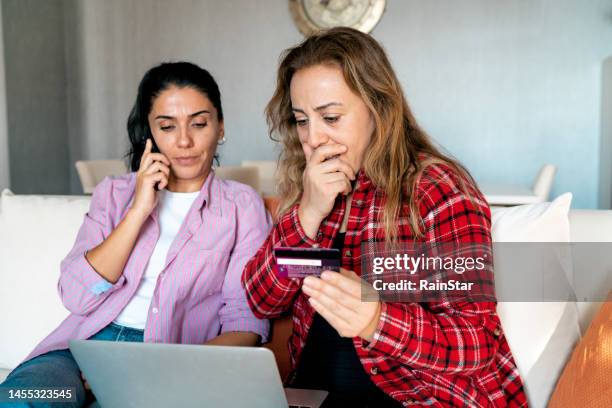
[292,233,401,408]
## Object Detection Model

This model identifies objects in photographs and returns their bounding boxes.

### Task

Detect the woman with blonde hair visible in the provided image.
[242,27,526,407]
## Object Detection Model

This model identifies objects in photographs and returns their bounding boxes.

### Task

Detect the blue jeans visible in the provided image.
[0,323,143,407]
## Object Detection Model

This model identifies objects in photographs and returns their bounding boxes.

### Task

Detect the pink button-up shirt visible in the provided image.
[26,171,271,362]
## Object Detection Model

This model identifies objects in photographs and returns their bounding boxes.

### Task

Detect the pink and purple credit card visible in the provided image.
[274,247,341,278]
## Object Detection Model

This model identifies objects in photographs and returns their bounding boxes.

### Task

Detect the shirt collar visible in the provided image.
[193,170,214,211]
[185,170,220,235]
[354,168,373,192]
[191,169,223,218]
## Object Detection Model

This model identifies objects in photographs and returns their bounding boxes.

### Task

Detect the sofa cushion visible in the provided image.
[491,192,572,242]
[0,190,91,369]
[491,193,581,407]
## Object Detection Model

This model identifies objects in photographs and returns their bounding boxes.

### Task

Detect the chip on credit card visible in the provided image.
[274,247,341,278]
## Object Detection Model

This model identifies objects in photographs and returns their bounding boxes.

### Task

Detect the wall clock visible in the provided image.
[289,0,386,36]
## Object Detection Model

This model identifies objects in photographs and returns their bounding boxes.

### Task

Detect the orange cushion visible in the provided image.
[263,196,280,222]
[548,292,612,407]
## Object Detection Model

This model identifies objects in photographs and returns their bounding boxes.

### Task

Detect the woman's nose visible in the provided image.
[177,126,194,148]
[305,122,329,149]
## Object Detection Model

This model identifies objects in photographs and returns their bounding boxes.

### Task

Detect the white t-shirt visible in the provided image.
[114,189,200,329]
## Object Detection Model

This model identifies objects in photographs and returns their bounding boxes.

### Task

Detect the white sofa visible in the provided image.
[0,190,609,407]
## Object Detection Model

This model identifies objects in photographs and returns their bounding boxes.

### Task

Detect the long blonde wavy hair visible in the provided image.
[266,27,475,241]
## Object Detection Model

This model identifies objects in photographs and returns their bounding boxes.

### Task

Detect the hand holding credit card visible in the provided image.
[274,247,341,278]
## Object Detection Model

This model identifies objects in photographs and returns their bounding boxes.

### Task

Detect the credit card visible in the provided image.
[274,247,341,278]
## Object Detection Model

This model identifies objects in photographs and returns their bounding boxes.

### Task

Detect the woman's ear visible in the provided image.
[218,122,225,143]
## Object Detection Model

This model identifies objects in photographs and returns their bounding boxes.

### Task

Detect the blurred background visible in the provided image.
[0,0,611,209]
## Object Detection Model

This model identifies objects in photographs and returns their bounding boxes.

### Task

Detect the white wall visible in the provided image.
[373,0,612,209]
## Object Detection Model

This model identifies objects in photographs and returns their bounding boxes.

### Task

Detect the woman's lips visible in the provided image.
[173,156,199,166]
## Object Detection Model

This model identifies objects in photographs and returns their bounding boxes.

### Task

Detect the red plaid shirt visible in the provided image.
[242,163,527,407]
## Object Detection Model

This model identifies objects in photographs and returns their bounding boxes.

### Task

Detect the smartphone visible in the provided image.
[147,137,162,190]
[274,247,340,278]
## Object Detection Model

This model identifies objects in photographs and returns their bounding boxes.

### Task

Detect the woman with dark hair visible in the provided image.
[1,61,270,407]
[242,28,527,407]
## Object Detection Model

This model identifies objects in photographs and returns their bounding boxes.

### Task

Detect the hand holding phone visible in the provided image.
[149,138,163,191]
[130,139,171,218]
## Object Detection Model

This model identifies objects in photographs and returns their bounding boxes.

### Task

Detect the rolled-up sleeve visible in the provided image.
[57,177,126,315]
[218,188,272,342]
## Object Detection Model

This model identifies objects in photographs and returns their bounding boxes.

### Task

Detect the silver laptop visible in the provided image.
[70,340,327,408]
